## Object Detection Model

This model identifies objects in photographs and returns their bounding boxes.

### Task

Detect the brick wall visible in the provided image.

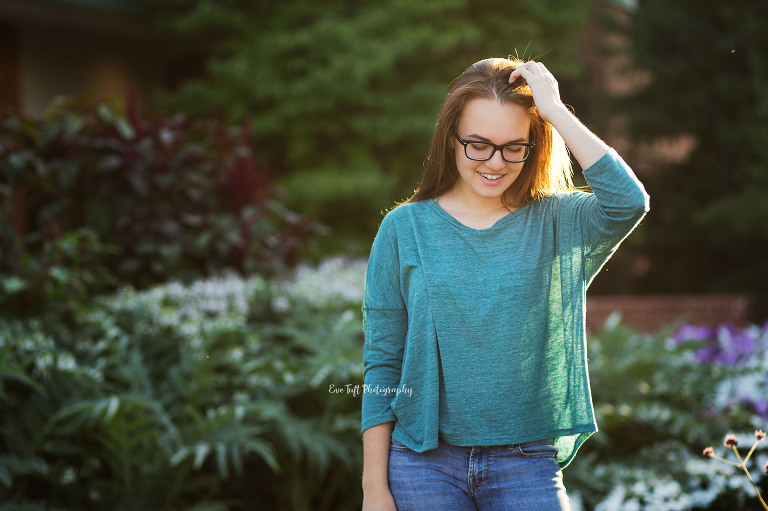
[585,295,753,333]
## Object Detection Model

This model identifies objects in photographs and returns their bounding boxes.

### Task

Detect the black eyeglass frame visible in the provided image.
[453,132,535,163]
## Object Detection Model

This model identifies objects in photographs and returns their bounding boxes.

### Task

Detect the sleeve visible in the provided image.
[361,214,409,433]
[562,149,650,284]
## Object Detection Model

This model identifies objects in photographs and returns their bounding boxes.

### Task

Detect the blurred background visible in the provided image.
[1,0,767,509]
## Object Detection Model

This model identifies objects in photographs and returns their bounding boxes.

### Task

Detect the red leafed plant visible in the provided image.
[0,98,320,317]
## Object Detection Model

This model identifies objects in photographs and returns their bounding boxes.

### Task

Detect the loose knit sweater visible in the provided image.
[361,149,649,468]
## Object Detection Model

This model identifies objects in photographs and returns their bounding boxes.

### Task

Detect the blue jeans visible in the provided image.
[388,437,570,511]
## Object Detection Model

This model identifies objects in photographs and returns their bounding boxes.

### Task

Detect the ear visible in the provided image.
[448,128,458,150]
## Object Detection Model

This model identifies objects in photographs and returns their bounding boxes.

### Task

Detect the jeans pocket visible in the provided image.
[390,437,412,453]
[517,442,558,459]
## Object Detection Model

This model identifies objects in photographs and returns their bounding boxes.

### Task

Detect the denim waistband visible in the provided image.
[517,438,555,447]
[435,437,555,449]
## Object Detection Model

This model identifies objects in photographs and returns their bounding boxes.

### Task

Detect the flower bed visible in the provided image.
[1,258,766,509]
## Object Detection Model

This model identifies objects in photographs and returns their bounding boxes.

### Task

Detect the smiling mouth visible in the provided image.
[478,171,504,181]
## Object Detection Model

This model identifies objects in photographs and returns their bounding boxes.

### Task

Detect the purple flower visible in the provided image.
[736,398,768,422]
[671,323,715,343]
[678,322,765,367]
[746,398,768,420]
[725,434,739,447]
[694,347,719,364]
[703,446,715,457]
[714,323,758,366]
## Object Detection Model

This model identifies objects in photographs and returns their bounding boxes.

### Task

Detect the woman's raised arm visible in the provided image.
[509,61,610,170]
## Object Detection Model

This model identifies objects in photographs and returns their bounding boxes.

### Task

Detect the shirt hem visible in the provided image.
[436,424,597,448]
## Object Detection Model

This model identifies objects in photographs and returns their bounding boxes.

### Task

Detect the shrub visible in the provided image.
[567,317,768,510]
[5,253,767,510]
[0,99,320,319]
[0,257,365,510]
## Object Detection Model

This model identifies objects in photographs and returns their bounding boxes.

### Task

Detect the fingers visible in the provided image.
[508,61,551,83]
[507,60,563,120]
[530,61,550,75]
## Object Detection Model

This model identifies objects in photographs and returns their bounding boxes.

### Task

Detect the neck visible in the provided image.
[442,185,508,215]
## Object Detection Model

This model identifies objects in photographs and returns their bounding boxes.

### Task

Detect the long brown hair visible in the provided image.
[405,57,573,209]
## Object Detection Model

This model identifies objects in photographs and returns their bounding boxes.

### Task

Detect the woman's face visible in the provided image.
[451,98,531,204]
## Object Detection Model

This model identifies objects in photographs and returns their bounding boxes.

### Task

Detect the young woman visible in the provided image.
[361,57,649,511]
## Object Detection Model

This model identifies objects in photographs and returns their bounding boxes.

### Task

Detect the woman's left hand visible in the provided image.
[508,61,567,123]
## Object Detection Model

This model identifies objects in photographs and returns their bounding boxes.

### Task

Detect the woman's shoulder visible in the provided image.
[379,200,430,225]
[372,200,436,244]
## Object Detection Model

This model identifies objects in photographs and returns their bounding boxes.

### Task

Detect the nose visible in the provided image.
[484,149,506,171]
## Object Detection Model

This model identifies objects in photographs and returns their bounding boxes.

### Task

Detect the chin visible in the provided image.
[476,188,508,199]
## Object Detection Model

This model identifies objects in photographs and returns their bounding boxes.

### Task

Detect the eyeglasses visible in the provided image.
[454,132,535,163]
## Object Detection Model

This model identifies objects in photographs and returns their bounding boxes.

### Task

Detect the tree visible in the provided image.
[149,0,594,253]
[622,0,768,308]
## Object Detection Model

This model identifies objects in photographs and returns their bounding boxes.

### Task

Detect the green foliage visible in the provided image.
[149,0,594,253]
[621,0,768,302]
[567,315,767,510]
[0,259,366,510]
[0,100,320,318]
[3,257,768,508]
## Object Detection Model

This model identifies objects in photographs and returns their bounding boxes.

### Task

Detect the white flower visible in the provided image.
[595,486,627,511]
[56,353,77,371]
[281,257,366,308]
[272,295,290,312]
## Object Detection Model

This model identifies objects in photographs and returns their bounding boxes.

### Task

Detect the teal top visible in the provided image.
[361,149,649,468]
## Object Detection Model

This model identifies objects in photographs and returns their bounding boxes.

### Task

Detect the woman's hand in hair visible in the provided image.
[511,61,610,168]
[508,61,567,124]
